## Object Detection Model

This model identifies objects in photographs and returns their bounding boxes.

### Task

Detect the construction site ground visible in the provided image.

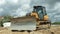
[0,25,60,34]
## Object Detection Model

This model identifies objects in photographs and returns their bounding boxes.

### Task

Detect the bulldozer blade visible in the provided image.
[10,16,36,30]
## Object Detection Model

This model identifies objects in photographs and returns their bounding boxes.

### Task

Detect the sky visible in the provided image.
[0,0,60,22]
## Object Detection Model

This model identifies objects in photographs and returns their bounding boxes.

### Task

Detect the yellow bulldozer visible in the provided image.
[26,6,51,30]
[1,6,51,31]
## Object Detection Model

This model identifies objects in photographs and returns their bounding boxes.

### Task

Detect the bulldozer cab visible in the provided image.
[33,6,47,20]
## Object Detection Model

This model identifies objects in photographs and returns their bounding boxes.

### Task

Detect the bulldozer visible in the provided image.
[27,6,51,29]
[27,6,51,30]
[3,6,51,31]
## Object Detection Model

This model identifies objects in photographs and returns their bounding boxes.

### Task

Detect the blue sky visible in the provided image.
[0,0,60,22]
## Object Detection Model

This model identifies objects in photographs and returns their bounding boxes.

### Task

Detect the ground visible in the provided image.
[0,25,60,34]
[50,25,60,34]
[12,25,60,34]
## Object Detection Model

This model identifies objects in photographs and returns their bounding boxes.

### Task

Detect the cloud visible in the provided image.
[10,0,32,17]
[0,8,4,12]
[0,0,5,5]
[54,15,60,18]
[19,0,31,4]
[6,0,18,4]
[12,0,18,3]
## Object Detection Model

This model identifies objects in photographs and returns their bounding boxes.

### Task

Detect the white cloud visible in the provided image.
[6,0,18,4]
[12,8,27,17]
[0,0,5,5]
[0,8,4,12]
[54,15,60,18]
[11,0,31,17]
[54,2,60,10]
[0,8,4,15]
[21,4,30,10]
[12,0,18,3]
[20,0,31,5]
